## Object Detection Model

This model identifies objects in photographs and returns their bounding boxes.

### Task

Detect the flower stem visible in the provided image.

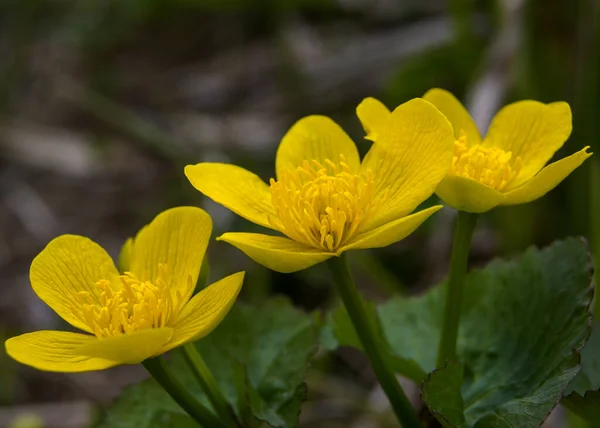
[182,344,238,427]
[437,211,478,367]
[327,255,422,428]
[142,356,228,428]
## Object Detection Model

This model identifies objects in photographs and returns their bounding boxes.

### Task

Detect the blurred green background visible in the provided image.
[0,0,598,427]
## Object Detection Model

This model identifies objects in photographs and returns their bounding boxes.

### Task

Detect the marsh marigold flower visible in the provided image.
[185,99,455,273]
[5,207,244,372]
[357,89,592,213]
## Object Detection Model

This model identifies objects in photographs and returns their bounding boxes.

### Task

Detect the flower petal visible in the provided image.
[423,88,482,143]
[130,207,211,303]
[339,205,442,252]
[360,98,455,229]
[185,163,276,230]
[118,237,134,273]
[78,328,174,364]
[436,175,505,213]
[356,97,391,142]
[5,331,117,372]
[217,233,332,273]
[502,147,592,206]
[163,272,244,352]
[30,235,120,334]
[485,100,572,188]
[275,115,361,178]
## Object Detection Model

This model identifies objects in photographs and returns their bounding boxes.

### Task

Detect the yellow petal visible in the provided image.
[163,272,244,352]
[436,175,505,213]
[339,205,442,252]
[130,207,211,303]
[217,233,332,273]
[78,328,174,364]
[6,329,174,372]
[360,98,455,229]
[423,88,482,143]
[502,147,592,206]
[5,331,117,372]
[185,163,276,230]
[275,115,361,178]
[485,100,572,188]
[356,97,391,142]
[30,235,120,334]
[118,237,134,273]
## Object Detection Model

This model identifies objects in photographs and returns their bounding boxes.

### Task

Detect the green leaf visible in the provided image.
[99,378,180,428]
[321,294,427,383]
[567,321,600,395]
[231,361,257,427]
[100,298,318,428]
[561,322,600,424]
[562,391,600,425]
[329,297,379,351]
[379,238,593,427]
[421,361,465,428]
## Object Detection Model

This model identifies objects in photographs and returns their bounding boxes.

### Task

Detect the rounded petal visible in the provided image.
[5,331,118,372]
[275,115,361,178]
[436,175,505,213]
[78,328,174,364]
[339,205,442,253]
[130,207,212,303]
[118,237,134,273]
[163,272,245,352]
[360,98,455,229]
[6,328,174,372]
[217,232,332,273]
[356,97,391,142]
[502,147,592,206]
[485,100,572,188]
[30,235,120,333]
[423,88,482,143]
[185,163,276,230]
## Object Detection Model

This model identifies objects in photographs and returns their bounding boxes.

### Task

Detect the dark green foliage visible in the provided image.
[562,322,600,424]
[390,238,593,427]
[100,298,318,428]
[328,238,593,427]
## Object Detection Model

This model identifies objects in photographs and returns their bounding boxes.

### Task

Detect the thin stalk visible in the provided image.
[327,255,422,428]
[182,344,238,427]
[142,357,228,428]
[437,211,478,367]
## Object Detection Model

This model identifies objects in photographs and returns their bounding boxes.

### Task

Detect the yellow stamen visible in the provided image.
[450,130,522,191]
[72,263,186,338]
[269,155,385,252]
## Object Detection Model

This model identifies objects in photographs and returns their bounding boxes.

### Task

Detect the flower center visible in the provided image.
[269,155,383,252]
[73,264,185,338]
[449,131,522,191]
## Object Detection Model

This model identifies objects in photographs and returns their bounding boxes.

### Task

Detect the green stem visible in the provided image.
[142,357,228,428]
[437,211,478,367]
[327,255,422,428]
[182,344,238,427]
[591,157,600,319]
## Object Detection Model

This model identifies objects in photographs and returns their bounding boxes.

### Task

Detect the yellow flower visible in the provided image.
[5,207,244,372]
[185,98,455,273]
[357,89,592,213]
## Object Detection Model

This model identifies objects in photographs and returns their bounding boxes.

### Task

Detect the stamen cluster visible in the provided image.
[269,155,382,252]
[73,264,184,338]
[450,132,522,191]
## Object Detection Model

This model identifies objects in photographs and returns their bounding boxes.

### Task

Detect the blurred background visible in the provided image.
[0,0,598,427]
